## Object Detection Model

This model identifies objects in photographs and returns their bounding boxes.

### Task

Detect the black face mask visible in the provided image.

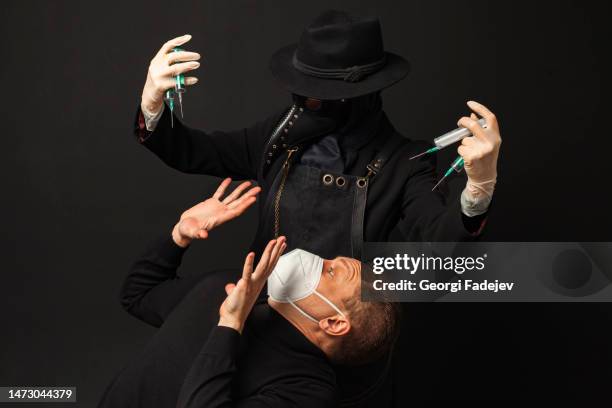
[292,94,351,122]
[291,92,382,133]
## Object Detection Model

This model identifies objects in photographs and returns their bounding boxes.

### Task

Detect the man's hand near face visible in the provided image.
[218,237,287,333]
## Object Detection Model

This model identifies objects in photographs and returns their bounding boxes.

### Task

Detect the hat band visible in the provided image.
[292,53,387,83]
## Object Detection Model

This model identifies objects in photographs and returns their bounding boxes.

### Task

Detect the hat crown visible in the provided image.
[296,10,385,69]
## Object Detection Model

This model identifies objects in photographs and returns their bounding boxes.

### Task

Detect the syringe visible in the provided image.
[409,118,487,160]
[431,156,464,191]
[164,46,187,128]
[172,46,186,118]
[164,88,175,128]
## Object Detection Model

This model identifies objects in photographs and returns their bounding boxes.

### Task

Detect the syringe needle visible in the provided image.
[409,146,440,160]
[431,175,447,191]
[409,151,429,160]
[432,156,464,191]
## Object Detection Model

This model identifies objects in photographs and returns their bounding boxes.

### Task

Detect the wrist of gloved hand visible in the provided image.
[460,177,496,217]
[141,103,165,132]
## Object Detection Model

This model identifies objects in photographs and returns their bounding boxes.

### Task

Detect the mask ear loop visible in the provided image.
[288,300,319,323]
[285,291,346,324]
[313,290,346,317]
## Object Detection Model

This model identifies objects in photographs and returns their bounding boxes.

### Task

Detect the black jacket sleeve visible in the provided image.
[397,151,488,241]
[119,234,208,327]
[133,105,284,180]
[176,326,336,408]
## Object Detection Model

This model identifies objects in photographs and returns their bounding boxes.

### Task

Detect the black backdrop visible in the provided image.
[1,1,611,406]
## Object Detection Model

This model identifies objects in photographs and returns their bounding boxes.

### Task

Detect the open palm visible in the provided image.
[218,237,286,333]
[174,178,261,243]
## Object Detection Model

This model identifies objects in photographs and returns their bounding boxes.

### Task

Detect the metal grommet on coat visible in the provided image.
[356,178,368,188]
[322,174,334,185]
[335,176,346,187]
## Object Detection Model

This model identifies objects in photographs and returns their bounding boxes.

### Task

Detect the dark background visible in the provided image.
[1,0,611,406]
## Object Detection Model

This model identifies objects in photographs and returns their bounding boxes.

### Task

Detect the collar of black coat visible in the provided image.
[338,109,384,151]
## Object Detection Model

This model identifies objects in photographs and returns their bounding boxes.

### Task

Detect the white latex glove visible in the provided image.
[456,101,502,208]
[141,34,201,117]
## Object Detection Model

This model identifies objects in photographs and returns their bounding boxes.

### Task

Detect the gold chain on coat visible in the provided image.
[273,147,299,238]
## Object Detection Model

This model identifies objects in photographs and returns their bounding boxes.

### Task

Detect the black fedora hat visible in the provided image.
[269,10,410,100]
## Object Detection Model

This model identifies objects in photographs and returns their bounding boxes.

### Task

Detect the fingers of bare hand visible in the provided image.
[227,186,261,209]
[467,100,498,130]
[157,34,192,58]
[256,238,285,280]
[242,252,255,281]
[184,77,199,86]
[269,238,286,268]
[225,283,235,295]
[222,181,252,204]
[273,236,286,256]
[166,51,201,65]
[235,278,248,292]
[197,229,208,239]
[255,240,276,276]
[227,196,257,215]
[213,178,232,200]
[164,61,200,77]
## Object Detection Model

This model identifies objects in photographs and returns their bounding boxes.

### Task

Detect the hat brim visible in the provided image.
[269,43,410,100]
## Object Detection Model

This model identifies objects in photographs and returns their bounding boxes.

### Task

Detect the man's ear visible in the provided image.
[319,315,351,336]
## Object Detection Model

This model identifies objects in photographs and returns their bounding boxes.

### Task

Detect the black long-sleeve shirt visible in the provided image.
[98,234,337,408]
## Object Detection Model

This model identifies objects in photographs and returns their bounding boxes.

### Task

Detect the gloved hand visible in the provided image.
[141,34,201,116]
[456,100,502,201]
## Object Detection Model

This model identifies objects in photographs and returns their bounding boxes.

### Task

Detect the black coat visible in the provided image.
[133,104,487,255]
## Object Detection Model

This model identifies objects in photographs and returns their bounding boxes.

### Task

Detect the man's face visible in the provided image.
[293,256,361,319]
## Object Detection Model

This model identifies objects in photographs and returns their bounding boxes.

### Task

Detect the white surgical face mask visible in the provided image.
[268,249,345,323]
